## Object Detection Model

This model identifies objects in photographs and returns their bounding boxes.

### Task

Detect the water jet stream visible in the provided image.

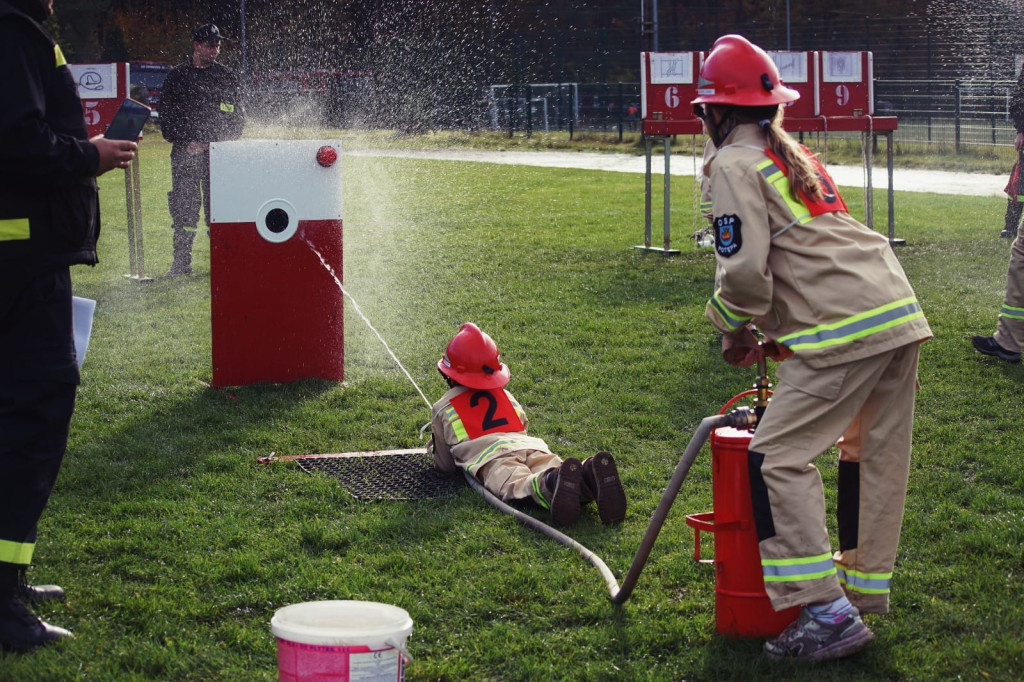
[303,237,432,410]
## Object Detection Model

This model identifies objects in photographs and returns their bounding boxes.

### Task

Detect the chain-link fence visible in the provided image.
[477,78,1020,163]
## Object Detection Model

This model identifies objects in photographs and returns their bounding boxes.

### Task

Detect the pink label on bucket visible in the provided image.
[276,638,403,682]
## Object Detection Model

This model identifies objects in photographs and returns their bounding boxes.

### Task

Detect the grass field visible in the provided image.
[1,133,1022,681]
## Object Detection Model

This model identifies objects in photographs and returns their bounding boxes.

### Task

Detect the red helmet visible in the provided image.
[691,34,799,107]
[437,322,510,390]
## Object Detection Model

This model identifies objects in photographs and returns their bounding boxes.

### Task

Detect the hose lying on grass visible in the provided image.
[464,410,753,604]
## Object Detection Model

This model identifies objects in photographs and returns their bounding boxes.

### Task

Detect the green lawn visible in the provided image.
[2,135,1022,681]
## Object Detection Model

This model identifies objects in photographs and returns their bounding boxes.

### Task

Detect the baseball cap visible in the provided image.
[193,24,229,43]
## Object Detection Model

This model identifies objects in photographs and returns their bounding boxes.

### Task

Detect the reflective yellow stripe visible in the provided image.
[762,552,836,583]
[54,44,66,68]
[219,102,235,113]
[757,158,813,225]
[709,292,751,331]
[1001,304,1024,320]
[531,475,550,509]
[0,539,34,565]
[443,406,468,441]
[836,566,892,594]
[0,218,30,242]
[777,297,924,351]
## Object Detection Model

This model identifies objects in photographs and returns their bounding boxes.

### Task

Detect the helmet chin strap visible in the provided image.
[705,106,736,148]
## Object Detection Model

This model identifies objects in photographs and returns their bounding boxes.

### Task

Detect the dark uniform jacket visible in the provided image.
[160,58,245,145]
[0,0,101,283]
[1012,65,1024,135]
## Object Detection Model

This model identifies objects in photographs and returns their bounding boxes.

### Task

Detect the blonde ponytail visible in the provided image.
[763,108,824,201]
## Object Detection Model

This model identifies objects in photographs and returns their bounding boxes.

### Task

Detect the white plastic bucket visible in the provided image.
[271,600,413,682]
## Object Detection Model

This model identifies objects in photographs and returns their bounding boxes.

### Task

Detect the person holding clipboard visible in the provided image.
[0,0,136,652]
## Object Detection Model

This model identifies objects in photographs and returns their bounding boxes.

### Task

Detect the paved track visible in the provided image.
[348,148,1007,198]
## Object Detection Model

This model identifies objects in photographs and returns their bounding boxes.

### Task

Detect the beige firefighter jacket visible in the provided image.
[429,385,552,475]
[704,124,932,368]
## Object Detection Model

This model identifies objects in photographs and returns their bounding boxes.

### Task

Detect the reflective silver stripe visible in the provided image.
[777,298,924,351]
[1000,303,1024,320]
[770,216,801,241]
[466,438,518,475]
[759,160,784,182]
[836,566,892,594]
[762,554,836,582]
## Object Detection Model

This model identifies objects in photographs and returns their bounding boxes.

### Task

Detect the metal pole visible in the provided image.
[240,0,247,78]
[887,131,905,246]
[864,130,874,229]
[652,0,658,52]
[130,152,150,279]
[786,0,791,50]
[124,164,137,278]
[663,137,671,251]
[644,137,653,248]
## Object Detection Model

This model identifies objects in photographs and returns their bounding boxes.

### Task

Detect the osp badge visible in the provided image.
[714,214,742,258]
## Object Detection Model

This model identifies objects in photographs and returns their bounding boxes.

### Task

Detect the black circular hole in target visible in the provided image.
[265,208,290,233]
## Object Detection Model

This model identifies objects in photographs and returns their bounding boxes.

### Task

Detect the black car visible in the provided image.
[130,61,172,115]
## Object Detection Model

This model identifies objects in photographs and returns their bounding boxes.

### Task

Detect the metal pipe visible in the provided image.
[610,411,740,603]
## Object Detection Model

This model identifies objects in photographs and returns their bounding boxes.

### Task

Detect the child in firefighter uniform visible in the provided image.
[971,228,1024,363]
[694,35,932,662]
[428,323,626,526]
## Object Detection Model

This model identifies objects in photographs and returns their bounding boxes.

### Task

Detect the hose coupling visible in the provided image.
[723,406,758,429]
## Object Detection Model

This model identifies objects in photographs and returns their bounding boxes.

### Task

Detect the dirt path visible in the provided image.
[347,148,1008,198]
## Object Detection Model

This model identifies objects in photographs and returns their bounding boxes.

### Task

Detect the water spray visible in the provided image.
[303,237,432,410]
[302,236,782,628]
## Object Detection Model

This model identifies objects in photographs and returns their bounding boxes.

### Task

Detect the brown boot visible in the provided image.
[583,452,627,524]
[544,458,583,526]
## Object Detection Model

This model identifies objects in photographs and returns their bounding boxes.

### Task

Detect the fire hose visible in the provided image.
[464,405,758,604]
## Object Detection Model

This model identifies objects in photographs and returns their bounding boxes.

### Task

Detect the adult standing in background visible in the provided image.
[160,23,245,276]
[0,0,136,651]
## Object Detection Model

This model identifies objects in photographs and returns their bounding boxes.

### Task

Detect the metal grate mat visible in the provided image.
[294,451,465,501]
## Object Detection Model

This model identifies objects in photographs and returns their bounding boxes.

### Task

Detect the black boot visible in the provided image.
[167,226,195,276]
[0,594,73,652]
[582,452,627,524]
[0,567,71,652]
[543,458,583,526]
[17,571,65,604]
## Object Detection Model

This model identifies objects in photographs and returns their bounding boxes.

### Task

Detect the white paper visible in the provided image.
[72,296,96,368]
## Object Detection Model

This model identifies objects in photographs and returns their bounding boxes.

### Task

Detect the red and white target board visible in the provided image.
[817,51,874,117]
[768,51,818,118]
[69,62,130,138]
[209,139,344,388]
[641,51,704,136]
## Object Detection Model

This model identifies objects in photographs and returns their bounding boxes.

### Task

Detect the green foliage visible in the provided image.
[2,136,1022,680]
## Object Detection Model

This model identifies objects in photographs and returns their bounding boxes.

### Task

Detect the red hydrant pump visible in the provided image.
[685,386,801,638]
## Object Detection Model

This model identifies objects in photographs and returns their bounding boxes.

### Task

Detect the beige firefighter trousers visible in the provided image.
[476,449,562,506]
[748,342,921,614]
[994,230,1024,353]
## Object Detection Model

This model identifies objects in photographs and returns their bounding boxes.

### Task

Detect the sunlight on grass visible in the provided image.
[5,134,1022,680]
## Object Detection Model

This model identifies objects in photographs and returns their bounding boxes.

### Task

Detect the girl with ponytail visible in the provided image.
[693,35,932,664]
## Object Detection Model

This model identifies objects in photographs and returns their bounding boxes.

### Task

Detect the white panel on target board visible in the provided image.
[209,139,343,224]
